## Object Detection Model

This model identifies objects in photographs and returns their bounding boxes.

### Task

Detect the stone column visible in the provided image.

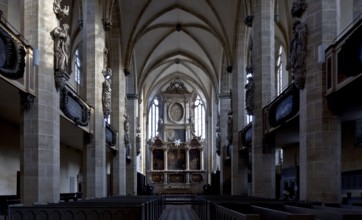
[231,16,250,196]
[299,0,341,203]
[251,0,276,198]
[218,93,231,194]
[111,69,127,196]
[126,96,138,195]
[108,5,127,195]
[82,0,107,198]
[21,0,60,205]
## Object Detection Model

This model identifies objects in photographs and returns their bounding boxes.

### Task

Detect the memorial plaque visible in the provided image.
[60,88,90,126]
[105,123,116,146]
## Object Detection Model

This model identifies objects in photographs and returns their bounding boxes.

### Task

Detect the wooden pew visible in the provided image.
[0,195,19,217]
[250,205,314,220]
[9,204,145,220]
[284,204,362,220]
[215,204,260,220]
[8,195,164,220]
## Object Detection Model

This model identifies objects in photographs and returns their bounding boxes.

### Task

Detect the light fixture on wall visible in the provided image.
[33,48,39,66]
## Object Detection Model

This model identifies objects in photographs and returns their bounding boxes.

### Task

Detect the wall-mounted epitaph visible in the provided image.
[268,84,299,127]
[0,26,26,80]
[60,88,90,126]
[105,123,117,147]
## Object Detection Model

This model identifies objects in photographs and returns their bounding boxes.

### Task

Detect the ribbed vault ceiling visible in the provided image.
[118,0,243,105]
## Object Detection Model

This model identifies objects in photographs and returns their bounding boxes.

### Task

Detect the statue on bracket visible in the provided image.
[215,115,221,156]
[136,126,141,156]
[124,113,132,163]
[50,0,70,91]
[102,49,112,118]
[245,75,255,115]
[287,0,308,89]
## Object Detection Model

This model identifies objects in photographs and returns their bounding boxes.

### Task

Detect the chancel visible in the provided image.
[1,0,362,219]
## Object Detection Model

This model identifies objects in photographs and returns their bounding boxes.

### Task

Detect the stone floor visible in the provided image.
[158,205,199,220]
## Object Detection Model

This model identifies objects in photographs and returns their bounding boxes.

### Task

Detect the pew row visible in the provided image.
[214,204,260,220]
[8,195,165,220]
[192,195,362,220]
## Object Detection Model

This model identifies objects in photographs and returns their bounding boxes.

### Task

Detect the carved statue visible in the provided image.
[124,114,131,161]
[215,117,221,156]
[53,0,69,20]
[51,0,70,91]
[102,68,112,118]
[245,76,254,115]
[50,23,70,73]
[287,20,307,89]
[291,0,308,18]
[136,127,141,155]
[227,110,233,147]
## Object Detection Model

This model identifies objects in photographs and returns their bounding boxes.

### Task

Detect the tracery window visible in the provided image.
[246,73,253,124]
[194,95,205,139]
[148,97,159,139]
[276,46,284,95]
[74,49,81,85]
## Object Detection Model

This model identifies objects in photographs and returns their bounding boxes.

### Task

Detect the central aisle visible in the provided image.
[158,205,199,220]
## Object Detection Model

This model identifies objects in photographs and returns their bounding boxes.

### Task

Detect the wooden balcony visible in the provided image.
[326,14,362,116]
